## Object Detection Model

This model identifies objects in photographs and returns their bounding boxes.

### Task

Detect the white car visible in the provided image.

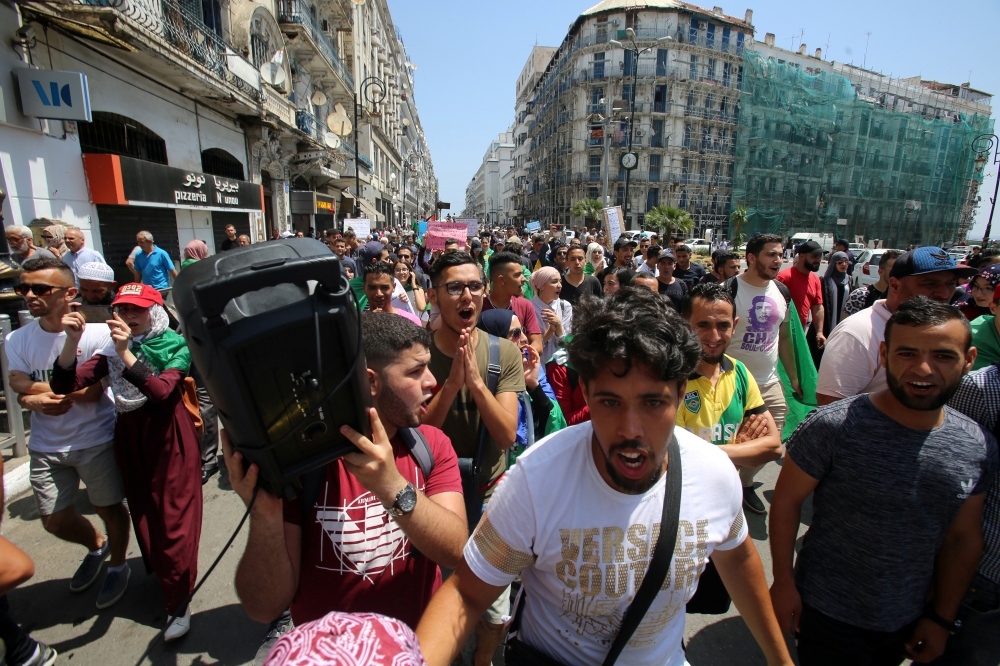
[851,249,901,288]
[848,243,866,253]
[682,239,712,251]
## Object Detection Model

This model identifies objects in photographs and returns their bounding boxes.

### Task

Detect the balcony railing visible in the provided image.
[277,0,355,90]
[76,0,261,101]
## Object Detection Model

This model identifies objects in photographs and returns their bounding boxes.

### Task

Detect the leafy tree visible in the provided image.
[730,205,748,247]
[571,198,604,226]
[645,205,695,239]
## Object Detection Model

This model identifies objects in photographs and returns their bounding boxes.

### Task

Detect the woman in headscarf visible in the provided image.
[181,239,209,270]
[477,310,565,463]
[820,251,852,355]
[51,284,201,641]
[41,224,68,258]
[959,265,1000,321]
[529,266,572,364]
[584,242,606,275]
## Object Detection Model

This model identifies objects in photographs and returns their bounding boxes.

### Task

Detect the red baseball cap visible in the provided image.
[112,283,163,308]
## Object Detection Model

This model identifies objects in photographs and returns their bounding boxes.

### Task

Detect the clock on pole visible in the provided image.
[619,151,638,171]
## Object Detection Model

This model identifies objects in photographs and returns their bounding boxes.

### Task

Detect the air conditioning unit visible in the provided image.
[635,130,646,137]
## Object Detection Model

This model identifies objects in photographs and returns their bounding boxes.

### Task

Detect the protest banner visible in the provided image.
[601,207,623,246]
[458,218,479,237]
[425,221,469,250]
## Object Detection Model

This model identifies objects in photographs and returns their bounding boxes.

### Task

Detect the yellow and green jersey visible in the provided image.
[677,355,767,445]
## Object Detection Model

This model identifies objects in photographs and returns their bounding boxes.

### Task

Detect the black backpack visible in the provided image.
[298,427,434,520]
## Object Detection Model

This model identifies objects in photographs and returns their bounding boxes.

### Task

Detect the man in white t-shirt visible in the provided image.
[724,234,799,515]
[6,257,131,610]
[816,246,975,405]
[415,287,792,666]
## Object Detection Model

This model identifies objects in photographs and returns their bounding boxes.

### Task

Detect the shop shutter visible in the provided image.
[211,212,251,251]
[96,205,180,287]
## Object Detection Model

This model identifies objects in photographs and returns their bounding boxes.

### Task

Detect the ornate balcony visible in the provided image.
[277,0,355,92]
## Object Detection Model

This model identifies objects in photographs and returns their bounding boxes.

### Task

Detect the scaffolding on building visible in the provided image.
[525,16,747,233]
[730,50,994,247]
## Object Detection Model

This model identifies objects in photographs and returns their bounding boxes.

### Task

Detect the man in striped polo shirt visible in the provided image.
[678,283,784,490]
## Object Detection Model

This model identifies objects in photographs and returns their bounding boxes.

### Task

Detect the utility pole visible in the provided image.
[602,95,612,207]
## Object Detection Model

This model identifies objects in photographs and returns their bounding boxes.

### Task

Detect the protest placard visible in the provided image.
[343,218,371,239]
[601,207,623,246]
[458,218,479,237]
[526,221,541,232]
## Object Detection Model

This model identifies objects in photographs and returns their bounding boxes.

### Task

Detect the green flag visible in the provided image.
[777,300,818,439]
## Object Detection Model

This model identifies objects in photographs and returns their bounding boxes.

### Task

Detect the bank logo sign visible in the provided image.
[15,68,92,122]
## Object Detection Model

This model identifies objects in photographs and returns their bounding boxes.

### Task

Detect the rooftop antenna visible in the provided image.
[862,31,872,69]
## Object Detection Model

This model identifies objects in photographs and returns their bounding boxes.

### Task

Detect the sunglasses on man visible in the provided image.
[15,283,70,297]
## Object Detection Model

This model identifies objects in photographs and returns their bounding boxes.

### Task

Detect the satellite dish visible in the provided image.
[259,62,286,88]
[326,114,352,136]
[324,133,341,149]
[333,103,347,117]
[349,0,365,4]
[402,118,410,127]
[311,90,327,106]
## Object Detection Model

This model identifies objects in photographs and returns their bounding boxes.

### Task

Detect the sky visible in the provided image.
[388,0,1000,240]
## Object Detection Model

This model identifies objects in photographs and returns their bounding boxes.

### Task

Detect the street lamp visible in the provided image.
[609,29,672,230]
[402,152,423,227]
[973,134,999,247]
[354,76,387,218]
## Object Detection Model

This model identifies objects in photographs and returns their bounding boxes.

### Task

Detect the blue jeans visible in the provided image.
[929,573,1000,666]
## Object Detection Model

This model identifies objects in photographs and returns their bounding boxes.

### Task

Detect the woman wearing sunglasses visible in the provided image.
[50,283,201,642]
[476,310,566,463]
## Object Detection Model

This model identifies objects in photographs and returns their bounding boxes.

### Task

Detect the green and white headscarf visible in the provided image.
[97,303,191,413]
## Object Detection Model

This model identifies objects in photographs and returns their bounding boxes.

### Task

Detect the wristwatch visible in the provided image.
[923,607,962,635]
[385,482,418,518]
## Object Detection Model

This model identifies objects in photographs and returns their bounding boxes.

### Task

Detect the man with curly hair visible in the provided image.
[416,288,792,666]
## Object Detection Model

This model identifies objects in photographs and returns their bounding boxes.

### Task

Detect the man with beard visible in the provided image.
[416,287,792,666]
[770,297,997,665]
[817,247,977,405]
[74,262,117,306]
[227,313,465,635]
[724,233,799,515]
[777,240,826,361]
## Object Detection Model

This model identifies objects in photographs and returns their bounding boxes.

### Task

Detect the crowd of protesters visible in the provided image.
[0,220,996,666]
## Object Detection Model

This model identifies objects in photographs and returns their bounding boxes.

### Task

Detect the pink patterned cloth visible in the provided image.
[264,612,427,666]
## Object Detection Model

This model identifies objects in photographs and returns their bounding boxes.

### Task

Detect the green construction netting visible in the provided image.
[730,51,994,247]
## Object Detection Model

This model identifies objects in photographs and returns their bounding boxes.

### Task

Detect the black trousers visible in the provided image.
[797,603,918,666]
[0,596,37,665]
[806,324,823,371]
[191,364,219,472]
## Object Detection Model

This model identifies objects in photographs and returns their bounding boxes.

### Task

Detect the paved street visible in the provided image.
[1,445,809,666]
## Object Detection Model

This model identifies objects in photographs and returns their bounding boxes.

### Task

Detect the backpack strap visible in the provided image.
[725,275,791,308]
[399,427,435,480]
[474,334,503,474]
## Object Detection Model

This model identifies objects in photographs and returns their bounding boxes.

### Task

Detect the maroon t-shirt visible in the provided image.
[481,295,542,335]
[776,266,823,328]
[283,425,462,628]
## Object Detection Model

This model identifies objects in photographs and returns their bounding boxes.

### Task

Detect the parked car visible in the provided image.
[852,249,902,288]
[848,243,866,254]
[683,239,712,251]
[791,232,836,256]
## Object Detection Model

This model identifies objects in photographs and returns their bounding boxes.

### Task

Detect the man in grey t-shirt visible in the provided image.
[770,297,998,665]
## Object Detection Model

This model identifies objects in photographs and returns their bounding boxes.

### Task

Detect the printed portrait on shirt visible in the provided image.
[741,295,780,352]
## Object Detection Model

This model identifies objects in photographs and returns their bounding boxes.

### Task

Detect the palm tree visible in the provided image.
[571,198,603,227]
[645,205,695,239]
[730,205,748,248]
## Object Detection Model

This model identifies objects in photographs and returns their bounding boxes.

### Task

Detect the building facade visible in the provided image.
[1,0,433,280]
[736,36,993,247]
[496,0,992,244]
[463,131,515,227]
[521,0,753,233]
